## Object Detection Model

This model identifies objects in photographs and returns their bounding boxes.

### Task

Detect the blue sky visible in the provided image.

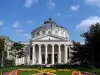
[0,0,100,42]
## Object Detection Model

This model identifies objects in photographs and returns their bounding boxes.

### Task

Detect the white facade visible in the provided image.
[15,18,72,65]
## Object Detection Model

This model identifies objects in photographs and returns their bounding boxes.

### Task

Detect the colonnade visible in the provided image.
[31,44,69,65]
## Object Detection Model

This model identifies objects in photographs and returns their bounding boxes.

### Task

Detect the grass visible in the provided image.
[0,67,100,75]
[19,71,39,75]
[0,67,20,73]
[20,71,72,75]
[54,72,72,75]
[78,68,100,75]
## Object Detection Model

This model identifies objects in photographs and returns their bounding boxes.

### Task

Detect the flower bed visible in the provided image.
[1,68,96,75]
[32,72,56,75]
[1,70,19,75]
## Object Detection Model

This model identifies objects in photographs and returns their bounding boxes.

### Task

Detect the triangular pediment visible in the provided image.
[33,34,66,41]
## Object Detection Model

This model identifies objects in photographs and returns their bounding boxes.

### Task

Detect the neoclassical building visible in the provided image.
[15,18,72,65]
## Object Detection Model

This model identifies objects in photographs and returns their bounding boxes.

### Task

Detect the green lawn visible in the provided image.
[0,67,99,75]
[19,71,71,75]
[19,71,39,75]
[0,67,20,73]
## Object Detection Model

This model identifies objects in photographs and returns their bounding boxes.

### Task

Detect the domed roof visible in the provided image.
[32,18,67,33]
[44,18,56,24]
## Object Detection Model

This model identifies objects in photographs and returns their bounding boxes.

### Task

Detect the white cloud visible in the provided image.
[76,16,100,29]
[47,0,55,9]
[70,5,80,11]
[12,22,20,28]
[0,20,4,26]
[57,12,60,16]
[24,0,38,8]
[24,33,31,39]
[15,29,24,33]
[85,0,100,7]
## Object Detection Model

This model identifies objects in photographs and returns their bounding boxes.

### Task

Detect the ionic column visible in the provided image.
[58,44,61,64]
[45,45,48,64]
[52,44,54,64]
[64,45,68,64]
[38,45,42,64]
[27,47,30,65]
[32,45,35,65]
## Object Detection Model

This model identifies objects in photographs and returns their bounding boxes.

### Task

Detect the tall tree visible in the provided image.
[82,23,100,64]
[10,42,25,65]
[0,38,5,67]
[0,38,4,56]
[71,41,89,64]
[71,23,100,65]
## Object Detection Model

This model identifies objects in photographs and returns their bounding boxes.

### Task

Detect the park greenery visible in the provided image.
[0,23,100,74]
[71,23,100,67]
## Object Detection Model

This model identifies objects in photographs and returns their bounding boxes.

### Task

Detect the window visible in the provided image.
[65,33,68,38]
[32,33,35,37]
[55,31,58,34]
[42,31,45,35]
[48,31,51,34]
[49,38,50,40]
[61,31,63,35]
[37,32,40,36]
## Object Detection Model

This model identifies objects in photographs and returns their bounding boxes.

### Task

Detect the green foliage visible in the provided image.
[10,42,25,60]
[4,59,14,67]
[71,23,100,66]
[0,38,4,52]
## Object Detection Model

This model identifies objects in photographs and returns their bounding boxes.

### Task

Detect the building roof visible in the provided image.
[31,18,68,33]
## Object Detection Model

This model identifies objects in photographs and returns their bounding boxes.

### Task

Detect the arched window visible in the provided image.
[37,32,40,36]
[55,31,58,34]
[32,33,35,38]
[42,31,45,35]
[61,31,63,35]
[48,31,51,34]
[65,33,68,39]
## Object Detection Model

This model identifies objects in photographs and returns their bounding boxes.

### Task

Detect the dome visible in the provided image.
[32,18,67,32]
[31,18,69,39]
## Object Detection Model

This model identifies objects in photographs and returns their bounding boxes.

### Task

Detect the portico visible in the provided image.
[29,41,70,65]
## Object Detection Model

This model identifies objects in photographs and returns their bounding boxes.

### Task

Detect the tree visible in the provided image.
[0,38,5,67]
[71,41,89,65]
[82,23,100,65]
[0,36,13,67]
[0,38,4,56]
[10,42,25,65]
[71,23,100,65]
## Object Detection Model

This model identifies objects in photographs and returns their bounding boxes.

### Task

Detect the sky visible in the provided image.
[0,0,100,42]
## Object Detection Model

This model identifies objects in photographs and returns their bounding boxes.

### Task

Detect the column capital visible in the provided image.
[58,44,61,46]
[51,44,55,46]
[64,44,68,46]
[38,44,41,46]
[45,44,48,46]
[32,44,35,46]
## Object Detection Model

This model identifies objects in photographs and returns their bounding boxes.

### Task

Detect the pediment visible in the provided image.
[33,35,66,41]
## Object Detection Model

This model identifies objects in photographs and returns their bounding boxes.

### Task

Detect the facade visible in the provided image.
[15,18,72,65]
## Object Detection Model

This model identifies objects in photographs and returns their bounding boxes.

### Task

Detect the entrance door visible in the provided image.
[47,54,51,64]
[54,54,58,64]
[42,54,45,64]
